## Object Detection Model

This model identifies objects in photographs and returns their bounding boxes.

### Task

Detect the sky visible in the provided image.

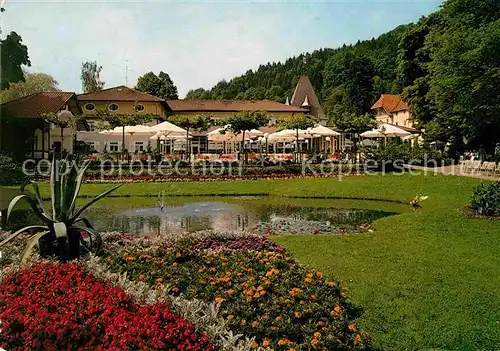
[2,0,442,97]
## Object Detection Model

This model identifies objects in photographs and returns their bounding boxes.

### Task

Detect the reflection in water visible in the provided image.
[83,201,398,236]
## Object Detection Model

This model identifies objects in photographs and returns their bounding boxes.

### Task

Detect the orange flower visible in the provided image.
[251,341,258,349]
[251,321,259,327]
[294,312,302,318]
[226,314,234,320]
[314,332,321,338]
[214,297,225,304]
[354,334,361,343]
[327,281,337,288]
[311,338,319,348]
[124,256,136,261]
[241,319,246,326]
[304,277,313,283]
[348,322,357,331]
[278,339,292,345]
[262,339,270,346]
[225,289,235,295]
[155,277,163,283]
[138,274,144,280]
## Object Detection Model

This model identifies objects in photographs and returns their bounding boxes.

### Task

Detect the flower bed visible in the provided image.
[106,235,370,350]
[193,234,285,253]
[0,263,213,351]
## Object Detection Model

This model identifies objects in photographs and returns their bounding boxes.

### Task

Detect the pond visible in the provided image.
[80,196,405,235]
[0,186,407,236]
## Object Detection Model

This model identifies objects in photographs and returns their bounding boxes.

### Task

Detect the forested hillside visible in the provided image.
[186,24,407,108]
[187,0,500,153]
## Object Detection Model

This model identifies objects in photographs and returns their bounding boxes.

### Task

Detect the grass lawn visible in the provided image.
[2,173,500,349]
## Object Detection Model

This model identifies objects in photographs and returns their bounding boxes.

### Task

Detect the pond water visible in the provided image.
[81,196,404,235]
[0,186,406,236]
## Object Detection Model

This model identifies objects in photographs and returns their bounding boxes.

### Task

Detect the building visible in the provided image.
[0,92,83,159]
[167,99,307,124]
[289,76,326,124]
[76,86,171,153]
[371,94,414,128]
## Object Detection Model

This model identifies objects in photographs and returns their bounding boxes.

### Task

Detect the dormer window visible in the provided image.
[135,104,145,112]
[84,103,95,111]
[108,103,119,112]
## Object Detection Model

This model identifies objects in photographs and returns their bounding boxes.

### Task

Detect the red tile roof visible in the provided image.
[78,86,164,102]
[371,94,409,113]
[0,91,79,118]
[166,99,307,113]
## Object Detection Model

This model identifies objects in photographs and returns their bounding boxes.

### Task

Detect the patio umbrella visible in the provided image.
[360,123,411,138]
[308,124,340,136]
[99,125,154,152]
[150,121,187,135]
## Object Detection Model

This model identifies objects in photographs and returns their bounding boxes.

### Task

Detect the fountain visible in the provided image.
[157,191,165,211]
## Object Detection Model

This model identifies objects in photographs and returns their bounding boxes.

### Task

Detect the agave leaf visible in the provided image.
[20,231,50,264]
[50,155,61,221]
[72,224,102,254]
[60,163,78,222]
[6,195,52,224]
[72,217,94,229]
[21,180,50,216]
[68,161,90,216]
[70,184,122,223]
[52,222,68,239]
[0,225,49,248]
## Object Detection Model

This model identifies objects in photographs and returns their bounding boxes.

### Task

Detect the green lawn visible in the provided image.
[2,173,500,349]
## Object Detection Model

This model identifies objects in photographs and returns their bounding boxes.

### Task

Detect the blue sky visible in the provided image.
[3,0,442,97]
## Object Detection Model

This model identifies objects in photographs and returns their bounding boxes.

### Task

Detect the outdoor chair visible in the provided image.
[470,160,482,174]
[483,162,496,176]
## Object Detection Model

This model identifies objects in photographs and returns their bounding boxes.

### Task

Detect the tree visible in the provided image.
[96,110,154,155]
[185,88,211,100]
[81,61,104,93]
[0,31,31,89]
[331,113,376,153]
[0,72,59,103]
[135,71,178,100]
[282,114,315,161]
[168,114,213,161]
[224,111,270,163]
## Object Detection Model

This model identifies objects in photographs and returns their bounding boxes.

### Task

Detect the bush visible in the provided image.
[0,154,26,185]
[106,235,370,350]
[471,182,500,217]
[0,263,213,350]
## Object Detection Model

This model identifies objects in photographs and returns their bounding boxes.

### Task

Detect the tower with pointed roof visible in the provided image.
[290,76,326,123]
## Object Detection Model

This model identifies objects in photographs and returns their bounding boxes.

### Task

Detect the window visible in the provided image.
[135,104,145,112]
[84,103,95,111]
[108,103,119,112]
[108,141,119,152]
[134,141,145,152]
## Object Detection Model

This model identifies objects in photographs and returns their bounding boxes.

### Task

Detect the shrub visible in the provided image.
[0,153,26,186]
[471,182,500,217]
[106,236,370,350]
[0,263,213,350]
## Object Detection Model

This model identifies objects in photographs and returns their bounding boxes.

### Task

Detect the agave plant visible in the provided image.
[0,156,121,262]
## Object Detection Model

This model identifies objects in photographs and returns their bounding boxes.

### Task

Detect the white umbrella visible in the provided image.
[98,125,153,135]
[150,131,189,141]
[308,125,340,136]
[360,123,411,138]
[150,121,187,134]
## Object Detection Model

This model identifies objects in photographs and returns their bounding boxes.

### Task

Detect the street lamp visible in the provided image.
[325,136,331,157]
[264,133,269,155]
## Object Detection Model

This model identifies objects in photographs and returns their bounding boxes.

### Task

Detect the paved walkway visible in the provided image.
[404,164,500,181]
